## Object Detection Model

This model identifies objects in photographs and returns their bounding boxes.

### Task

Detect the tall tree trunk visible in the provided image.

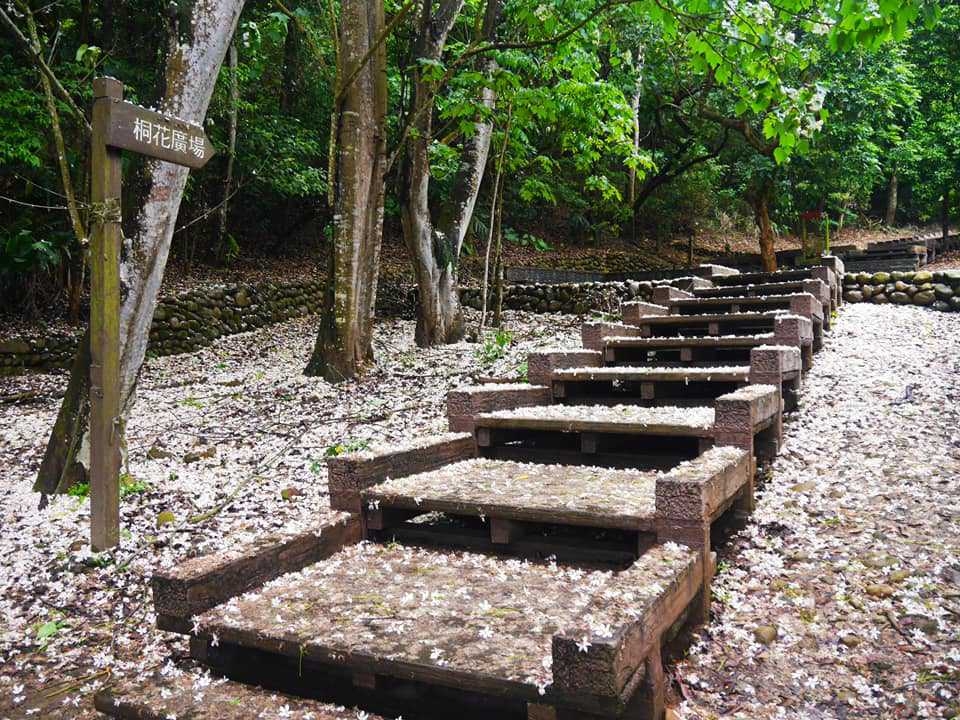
[750,185,777,272]
[305,0,387,381]
[401,0,500,347]
[884,172,898,226]
[35,0,245,496]
[217,41,239,263]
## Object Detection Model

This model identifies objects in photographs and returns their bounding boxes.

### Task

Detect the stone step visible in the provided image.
[665,294,824,351]
[190,541,705,719]
[473,386,781,469]
[668,293,823,322]
[602,332,775,367]
[94,669,385,719]
[550,365,750,406]
[361,449,751,563]
[693,278,833,318]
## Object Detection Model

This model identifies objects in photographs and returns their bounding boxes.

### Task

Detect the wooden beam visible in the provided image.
[89,77,123,551]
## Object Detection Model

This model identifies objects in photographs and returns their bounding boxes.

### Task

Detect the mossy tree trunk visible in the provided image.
[305,0,387,381]
[401,0,500,347]
[35,0,245,497]
[748,179,777,272]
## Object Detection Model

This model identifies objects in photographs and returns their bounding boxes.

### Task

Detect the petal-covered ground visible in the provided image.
[1,303,958,718]
[677,303,960,719]
[0,310,581,718]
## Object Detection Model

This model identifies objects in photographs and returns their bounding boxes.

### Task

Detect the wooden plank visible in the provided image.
[552,367,749,384]
[89,77,123,551]
[103,95,214,168]
[474,405,715,437]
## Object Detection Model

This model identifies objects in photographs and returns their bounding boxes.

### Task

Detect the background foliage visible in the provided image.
[1,0,955,318]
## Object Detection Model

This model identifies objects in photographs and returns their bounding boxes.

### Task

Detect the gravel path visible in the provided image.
[676,303,960,719]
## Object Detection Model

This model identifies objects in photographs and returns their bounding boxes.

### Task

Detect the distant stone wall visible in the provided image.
[1,280,324,375]
[149,280,323,355]
[459,278,706,314]
[0,334,77,375]
[842,270,960,312]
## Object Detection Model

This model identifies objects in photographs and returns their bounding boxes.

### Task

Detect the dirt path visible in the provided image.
[676,304,960,719]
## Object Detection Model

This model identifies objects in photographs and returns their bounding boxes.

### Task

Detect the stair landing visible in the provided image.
[192,541,703,717]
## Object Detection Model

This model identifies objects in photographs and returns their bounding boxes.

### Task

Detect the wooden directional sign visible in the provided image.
[88,76,214,551]
[103,96,215,169]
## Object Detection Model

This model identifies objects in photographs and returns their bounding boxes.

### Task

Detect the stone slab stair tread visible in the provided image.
[628,311,794,325]
[475,404,716,436]
[363,457,659,531]
[694,281,826,298]
[711,268,826,285]
[603,334,775,348]
[194,541,701,711]
[94,670,386,719]
[552,366,750,383]
[670,293,818,309]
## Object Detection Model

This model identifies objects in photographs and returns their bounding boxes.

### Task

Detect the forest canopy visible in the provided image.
[0,0,955,321]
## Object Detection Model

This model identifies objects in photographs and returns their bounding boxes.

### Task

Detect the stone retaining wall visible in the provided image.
[842,270,960,312]
[0,280,323,375]
[6,268,960,375]
[149,281,323,355]
[459,278,696,314]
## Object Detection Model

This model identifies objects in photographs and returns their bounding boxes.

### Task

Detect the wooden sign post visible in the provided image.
[89,77,213,551]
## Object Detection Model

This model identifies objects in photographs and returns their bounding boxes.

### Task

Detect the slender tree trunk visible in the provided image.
[22,4,88,323]
[491,174,505,328]
[627,47,643,245]
[401,0,500,347]
[35,0,245,496]
[217,42,239,262]
[941,188,950,261]
[305,0,387,381]
[884,172,898,226]
[279,21,299,114]
[479,107,510,332]
[750,185,777,272]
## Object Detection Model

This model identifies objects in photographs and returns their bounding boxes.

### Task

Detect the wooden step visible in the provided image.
[551,365,750,405]
[625,310,797,340]
[94,669,384,719]
[191,541,704,718]
[665,295,824,352]
[710,266,834,289]
[474,403,714,470]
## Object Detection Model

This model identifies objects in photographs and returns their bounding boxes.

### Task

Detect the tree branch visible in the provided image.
[0,5,91,133]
